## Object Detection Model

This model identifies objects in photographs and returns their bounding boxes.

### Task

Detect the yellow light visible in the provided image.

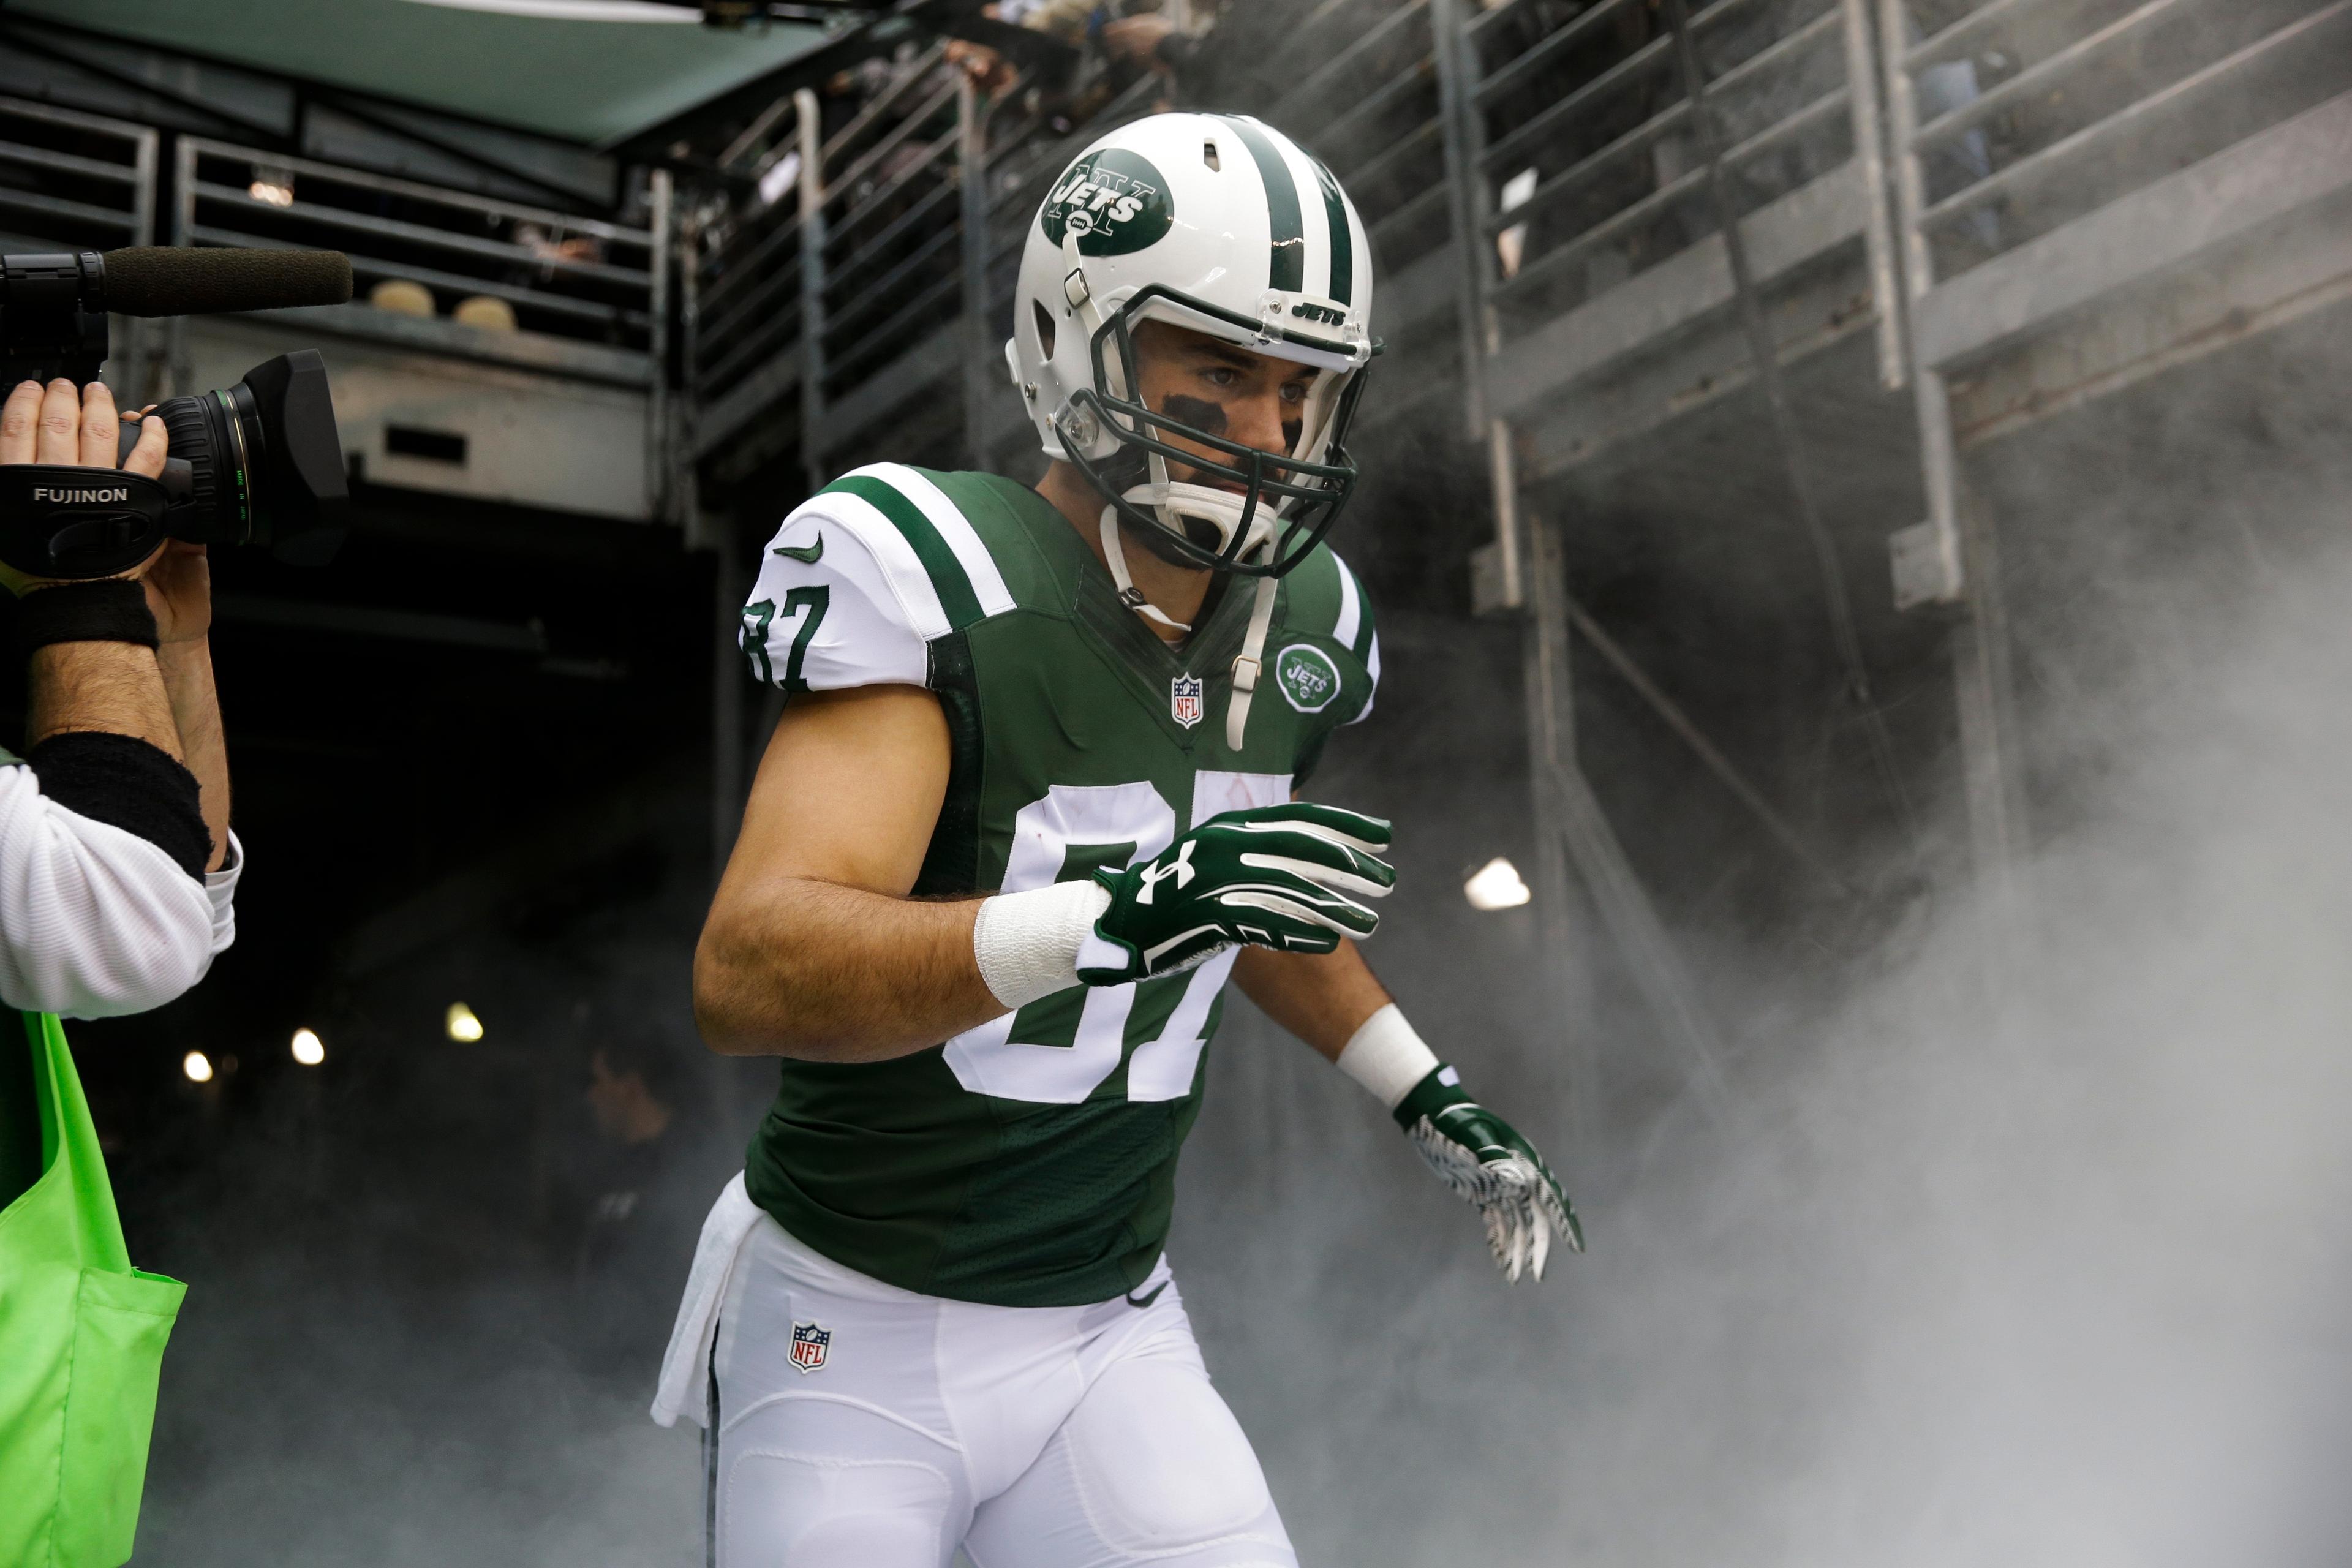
[247,179,295,207]
[290,1028,325,1066]
[1464,857,1533,911]
[445,1002,484,1043]
[182,1050,214,1084]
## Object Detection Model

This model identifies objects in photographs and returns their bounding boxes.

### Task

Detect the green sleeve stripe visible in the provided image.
[824,474,987,630]
[1331,552,1373,659]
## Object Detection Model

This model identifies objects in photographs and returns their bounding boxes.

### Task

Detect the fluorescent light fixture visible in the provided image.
[445,1002,484,1043]
[183,1050,214,1084]
[291,1028,326,1066]
[401,0,702,21]
[1464,857,1532,911]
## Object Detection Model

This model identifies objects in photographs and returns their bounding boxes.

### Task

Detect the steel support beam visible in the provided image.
[795,86,829,496]
[959,75,992,472]
[1525,513,1731,1121]
[1877,0,2031,976]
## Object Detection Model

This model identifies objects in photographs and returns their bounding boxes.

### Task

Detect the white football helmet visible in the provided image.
[1006,111,1376,579]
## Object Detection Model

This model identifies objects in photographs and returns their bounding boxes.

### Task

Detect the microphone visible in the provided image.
[96,247,353,317]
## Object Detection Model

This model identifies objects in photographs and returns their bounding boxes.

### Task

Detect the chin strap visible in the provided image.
[1101,507,1192,633]
[1226,575,1279,752]
[1101,505,1278,753]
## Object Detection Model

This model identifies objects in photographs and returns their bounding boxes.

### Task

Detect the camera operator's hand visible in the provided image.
[0,377,168,597]
[141,541,211,644]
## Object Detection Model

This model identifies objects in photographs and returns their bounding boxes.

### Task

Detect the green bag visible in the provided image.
[0,1009,185,1568]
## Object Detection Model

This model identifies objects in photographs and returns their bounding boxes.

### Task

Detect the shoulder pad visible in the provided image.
[741,464,1022,692]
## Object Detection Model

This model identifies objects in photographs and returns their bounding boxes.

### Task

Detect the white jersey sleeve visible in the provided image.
[739,496,932,693]
[0,759,220,1019]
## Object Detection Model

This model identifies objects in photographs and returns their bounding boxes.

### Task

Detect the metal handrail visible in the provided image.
[191,181,654,290]
[178,134,661,358]
[828,271,959,386]
[1482,6,1844,236]
[826,127,960,254]
[1314,55,1437,153]
[698,222,804,326]
[1487,88,1849,303]
[1332,117,1444,198]
[818,75,960,217]
[1906,0,2120,70]
[1480,34,1676,173]
[699,307,800,394]
[1915,0,2352,232]
[1911,0,2227,151]
[184,222,649,330]
[821,41,952,167]
[0,96,154,251]
[823,222,960,346]
[181,135,651,244]
[1475,0,1642,105]
[0,141,143,186]
[829,181,957,285]
[1271,0,1431,126]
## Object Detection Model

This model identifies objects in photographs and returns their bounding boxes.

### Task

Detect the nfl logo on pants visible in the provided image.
[790,1319,831,1374]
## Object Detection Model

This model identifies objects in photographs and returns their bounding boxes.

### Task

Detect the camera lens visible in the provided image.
[138,349,349,566]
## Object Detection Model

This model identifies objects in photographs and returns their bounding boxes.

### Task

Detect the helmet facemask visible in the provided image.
[1056,282,1372,581]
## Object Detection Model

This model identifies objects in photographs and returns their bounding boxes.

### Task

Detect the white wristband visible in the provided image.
[1334,1003,1443,1110]
[973,880,1115,1011]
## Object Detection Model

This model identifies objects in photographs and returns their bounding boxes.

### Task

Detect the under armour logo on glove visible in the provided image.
[1135,840,1197,904]
[1079,802,1394,985]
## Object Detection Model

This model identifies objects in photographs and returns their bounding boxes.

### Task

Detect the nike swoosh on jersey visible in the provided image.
[774,533,824,564]
[1124,1281,1168,1308]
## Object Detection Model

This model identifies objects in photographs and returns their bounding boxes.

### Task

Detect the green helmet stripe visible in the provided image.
[1221,115,1305,295]
[1309,156,1353,306]
[823,473,986,630]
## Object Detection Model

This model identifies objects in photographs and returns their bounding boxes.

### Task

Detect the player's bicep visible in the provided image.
[727,684,950,900]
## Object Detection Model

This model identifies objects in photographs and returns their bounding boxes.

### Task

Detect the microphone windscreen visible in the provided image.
[99,247,353,317]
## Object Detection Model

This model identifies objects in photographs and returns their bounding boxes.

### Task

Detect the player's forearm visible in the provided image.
[157,637,229,871]
[1232,938,1393,1061]
[693,876,1004,1060]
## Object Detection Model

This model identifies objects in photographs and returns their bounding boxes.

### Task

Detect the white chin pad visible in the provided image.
[1120,478,1276,564]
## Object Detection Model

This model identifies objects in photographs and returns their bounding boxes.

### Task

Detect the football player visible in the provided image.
[657,111,1580,1567]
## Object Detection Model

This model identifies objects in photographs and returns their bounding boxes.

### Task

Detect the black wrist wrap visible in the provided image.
[26,731,209,879]
[17,579,157,659]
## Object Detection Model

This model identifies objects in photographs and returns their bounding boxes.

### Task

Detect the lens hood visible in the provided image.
[238,350,349,566]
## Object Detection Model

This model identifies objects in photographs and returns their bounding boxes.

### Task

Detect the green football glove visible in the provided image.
[1395,1067,1583,1280]
[1077,802,1395,986]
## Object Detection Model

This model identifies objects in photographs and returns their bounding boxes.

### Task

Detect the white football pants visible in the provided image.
[707,1214,1298,1568]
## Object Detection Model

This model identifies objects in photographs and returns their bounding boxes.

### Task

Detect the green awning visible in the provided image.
[7,0,832,145]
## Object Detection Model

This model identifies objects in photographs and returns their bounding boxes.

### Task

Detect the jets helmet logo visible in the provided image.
[1041,149,1173,257]
[1170,672,1204,729]
[790,1319,832,1374]
[1275,645,1342,714]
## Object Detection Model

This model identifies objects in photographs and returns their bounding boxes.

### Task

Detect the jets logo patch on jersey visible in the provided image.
[790,1319,832,1374]
[1275,644,1342,714]
[1170,672,1204,729]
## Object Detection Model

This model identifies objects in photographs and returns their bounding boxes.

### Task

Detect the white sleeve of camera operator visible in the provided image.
[0,760,219,1019]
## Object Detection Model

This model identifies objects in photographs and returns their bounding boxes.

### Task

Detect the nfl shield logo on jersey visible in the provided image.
[1170,673,1204,729]
[790,1319,832,1374]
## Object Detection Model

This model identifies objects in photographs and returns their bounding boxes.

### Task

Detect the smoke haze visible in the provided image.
[121,312,2352,1568]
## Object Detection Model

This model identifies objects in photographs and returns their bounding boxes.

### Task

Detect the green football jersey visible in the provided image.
[735,463,1381,1306]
